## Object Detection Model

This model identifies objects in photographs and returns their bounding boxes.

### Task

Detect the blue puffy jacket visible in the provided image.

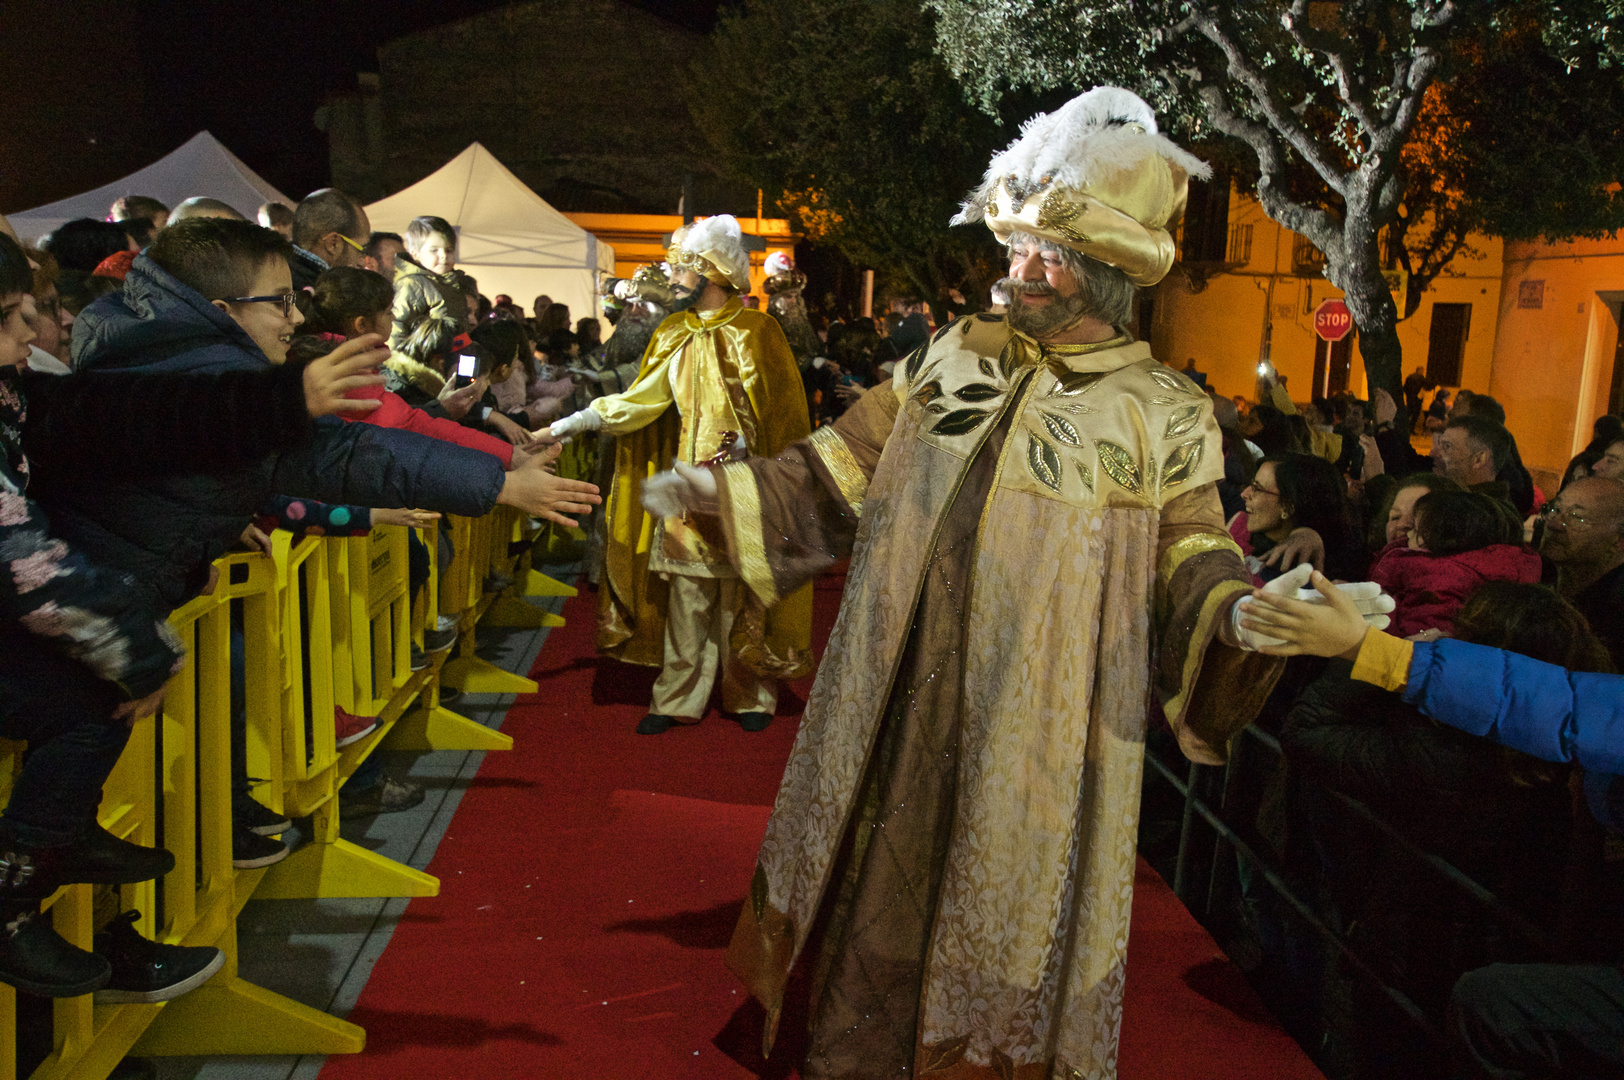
[36,255,505,614]
[1403,637,1624,826]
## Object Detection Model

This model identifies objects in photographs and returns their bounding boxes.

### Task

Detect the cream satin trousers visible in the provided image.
[650,574,777,719]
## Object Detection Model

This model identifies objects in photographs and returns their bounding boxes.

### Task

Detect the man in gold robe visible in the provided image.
[643,88,1389,1078]
[547,215,812,735]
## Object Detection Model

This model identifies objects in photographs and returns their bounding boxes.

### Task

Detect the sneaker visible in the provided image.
[735,711,774,733]
[57,824,175,886]
[232,796,291,838]
[0,901,110,997]
[231,825,289,869]
[340,776,426,816]
[424,625,458,653]
[93,911,224,1004]
[409,645,429,671]
[334,707,378,749]
[435,613,458,632]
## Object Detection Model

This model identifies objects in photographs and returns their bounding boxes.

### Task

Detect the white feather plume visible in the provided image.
[951,86,1211,226]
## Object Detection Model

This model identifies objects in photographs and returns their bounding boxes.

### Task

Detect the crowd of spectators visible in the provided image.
[0,188,600,1008]
[1189,369,1624,1078]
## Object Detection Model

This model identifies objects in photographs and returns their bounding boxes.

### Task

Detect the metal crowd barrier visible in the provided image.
[0,506,575,1079]
[1147,721,1564,1056]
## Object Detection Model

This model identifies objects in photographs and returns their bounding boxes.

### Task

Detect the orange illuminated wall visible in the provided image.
[562,212,799,299]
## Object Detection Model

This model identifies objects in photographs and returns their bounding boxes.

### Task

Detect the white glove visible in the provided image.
[1233,563,1395,651]
[549,409,603,439]
[641,461,719,518]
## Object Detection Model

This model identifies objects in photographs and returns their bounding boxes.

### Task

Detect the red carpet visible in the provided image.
[319,571,1321,1079]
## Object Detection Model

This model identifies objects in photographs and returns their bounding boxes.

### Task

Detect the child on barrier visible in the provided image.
[1368,489,1542,638]
[0,231,392,1000]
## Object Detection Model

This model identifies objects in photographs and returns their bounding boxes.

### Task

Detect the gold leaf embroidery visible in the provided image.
[1036,188,1091,244]
[1162,437,1206,489]
[1147,367,1194,394]
[1165,402,1204,438]
[1048,368,1107,396]
[1041,411,1082,446]
[978,356,996,379]
[912,378,943,405]
[931,408,992,436]
[925,401,948,414]
[1148,395,1181,406]
[955,382,1002,403]
[1097,439,1145,495]
[1076,458,1095,494]
[1027,433,1062,492]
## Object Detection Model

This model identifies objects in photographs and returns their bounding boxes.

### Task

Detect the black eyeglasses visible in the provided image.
[221,292,297,318]
[1539,503,1593,526]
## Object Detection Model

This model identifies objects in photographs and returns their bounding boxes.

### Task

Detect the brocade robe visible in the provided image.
[714,315,1283,1079]
[591,298,813,678]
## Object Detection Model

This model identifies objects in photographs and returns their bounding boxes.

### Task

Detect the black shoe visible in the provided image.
[437,686,463,706]
[636,713,681,734]
[56,824,174,886]
[424,626,458,653]
[410,645,429,671]
[231,825,289,870]
[94,911,224,1004]
[233,796,291,838]
[340,777,425,816]
[0,901,110,997]
[735,711,773,733]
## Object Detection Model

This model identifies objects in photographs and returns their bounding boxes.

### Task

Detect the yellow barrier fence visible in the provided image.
[0,504,577,1079]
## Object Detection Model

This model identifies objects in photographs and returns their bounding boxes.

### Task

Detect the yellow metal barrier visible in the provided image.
[0,500,577,1078]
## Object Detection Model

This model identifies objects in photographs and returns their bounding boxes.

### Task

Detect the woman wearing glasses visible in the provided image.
[1229,451,1367,584]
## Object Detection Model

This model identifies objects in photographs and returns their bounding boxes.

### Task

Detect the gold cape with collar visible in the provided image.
[591,298,813,676]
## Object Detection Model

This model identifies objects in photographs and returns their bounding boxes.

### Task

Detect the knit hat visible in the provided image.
[953,86,1210,287]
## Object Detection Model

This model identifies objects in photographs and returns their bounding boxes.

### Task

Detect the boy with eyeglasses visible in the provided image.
[0,230,413,999]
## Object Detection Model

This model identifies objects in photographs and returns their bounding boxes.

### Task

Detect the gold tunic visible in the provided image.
[590,298,814,675]
[711,315,1284,1078]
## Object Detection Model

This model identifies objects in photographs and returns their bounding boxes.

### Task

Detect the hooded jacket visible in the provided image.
[44,254,504,614]
[1368,540,1544,637]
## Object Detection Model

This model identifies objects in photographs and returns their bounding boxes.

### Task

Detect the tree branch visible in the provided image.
[1190,9,1353,197]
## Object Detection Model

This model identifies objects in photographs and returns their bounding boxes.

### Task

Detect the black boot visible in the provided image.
[56,824,174,886]
[735,711,773,732]
[0,902,110,997]
[94,911,224,1004]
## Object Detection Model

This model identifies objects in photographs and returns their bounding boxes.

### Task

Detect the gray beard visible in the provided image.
[998,276,1092,339]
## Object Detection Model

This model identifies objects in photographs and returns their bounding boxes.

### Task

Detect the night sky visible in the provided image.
[0,0,725,214]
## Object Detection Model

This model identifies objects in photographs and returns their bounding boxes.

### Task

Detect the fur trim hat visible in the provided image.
[667,215,751,292]
[953,86,1211,287]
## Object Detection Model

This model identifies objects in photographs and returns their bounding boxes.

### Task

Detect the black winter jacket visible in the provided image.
[3,360,312,698]
[39,255,505,615]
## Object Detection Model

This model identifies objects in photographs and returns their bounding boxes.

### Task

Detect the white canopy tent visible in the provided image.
[7,132,291,242]
[365,143,614,332]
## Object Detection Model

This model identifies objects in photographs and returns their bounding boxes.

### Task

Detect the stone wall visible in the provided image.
[326,0,750,215]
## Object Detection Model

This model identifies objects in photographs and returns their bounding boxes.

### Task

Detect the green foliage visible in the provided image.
[685,0,1035,310]
[925,0,1624,401]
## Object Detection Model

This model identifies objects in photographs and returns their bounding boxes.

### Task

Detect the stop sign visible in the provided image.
[1314,298,1354,342]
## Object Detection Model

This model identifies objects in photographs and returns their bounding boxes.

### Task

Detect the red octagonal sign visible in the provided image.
[1314,298,1354,342]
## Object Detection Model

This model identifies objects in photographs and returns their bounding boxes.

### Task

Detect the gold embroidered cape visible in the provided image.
[707,315,1284,1079]
[591,298,813,676]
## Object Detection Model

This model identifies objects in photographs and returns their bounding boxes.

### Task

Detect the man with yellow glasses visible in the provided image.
[288,187,371,292]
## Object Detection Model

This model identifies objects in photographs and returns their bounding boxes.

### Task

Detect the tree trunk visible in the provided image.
[1335,260,1406,421]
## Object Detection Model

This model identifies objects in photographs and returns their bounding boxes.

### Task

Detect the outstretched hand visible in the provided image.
[1240,569,1385,658]
[642,461,719,518]
[372,507,441,529]
[1258,526,1325,572]
[497,466,601,528]
[303,334,387,418]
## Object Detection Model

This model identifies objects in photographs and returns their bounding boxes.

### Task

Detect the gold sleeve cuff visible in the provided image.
[1350,630,1413,692]
[720,461,779,606]
[1157,531,1243,586]
[809,426,868,517]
